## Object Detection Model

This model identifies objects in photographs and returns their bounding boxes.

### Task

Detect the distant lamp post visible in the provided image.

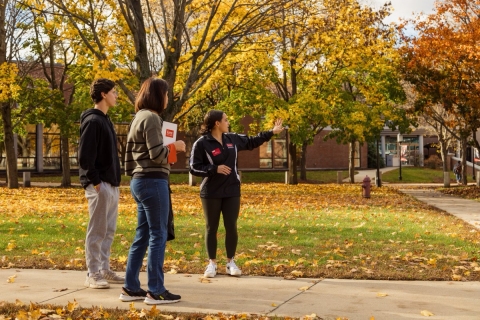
[398,134,403,181]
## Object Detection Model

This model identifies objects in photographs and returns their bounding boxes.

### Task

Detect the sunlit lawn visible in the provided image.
[11,170,350,185]
[1,183,479,282]
[382,166,476,184]
[13,166,472,185]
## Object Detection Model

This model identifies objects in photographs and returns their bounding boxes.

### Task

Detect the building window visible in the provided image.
[354,141,360,168]
[259,139,287,168]
[273,139,287,168]
[385,136,420,166]
[259,141,272,168]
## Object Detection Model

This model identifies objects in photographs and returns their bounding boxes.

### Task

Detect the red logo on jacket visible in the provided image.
[212,148,221,156]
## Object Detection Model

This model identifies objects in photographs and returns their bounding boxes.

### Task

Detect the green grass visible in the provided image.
[13,170,350,185]
[239,170,349,183]
[1,184,479,282]
[381,166,476,183]
[14,173,189,185]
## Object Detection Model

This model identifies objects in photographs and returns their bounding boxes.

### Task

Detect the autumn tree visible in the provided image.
[400,0,480,185]
[319,0,408,183]
[401,82,455,176]
[28,0,287,123]
[0,0,31,188]
[264,0,408,183]
[261,0,328,184]
[21,4,79,186]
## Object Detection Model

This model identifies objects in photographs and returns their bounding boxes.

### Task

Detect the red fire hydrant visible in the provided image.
[362,175,371,198]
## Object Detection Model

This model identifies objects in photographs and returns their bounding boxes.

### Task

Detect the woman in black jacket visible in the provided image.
[189,110,284,278]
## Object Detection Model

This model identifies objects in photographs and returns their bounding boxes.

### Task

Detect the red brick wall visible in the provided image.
[305,132,368,169]
[237,144,262,168]
[173,119,369,170]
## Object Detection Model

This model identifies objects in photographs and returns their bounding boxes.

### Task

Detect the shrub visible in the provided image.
[424,154,443,169]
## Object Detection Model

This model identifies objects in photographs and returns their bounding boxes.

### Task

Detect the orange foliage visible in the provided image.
[400,0,480,127]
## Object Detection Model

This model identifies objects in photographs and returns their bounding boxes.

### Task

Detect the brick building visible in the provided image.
[4,116,443,173]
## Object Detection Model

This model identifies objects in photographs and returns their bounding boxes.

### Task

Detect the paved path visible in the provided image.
[400,189,480,230]
[1,269,479,320]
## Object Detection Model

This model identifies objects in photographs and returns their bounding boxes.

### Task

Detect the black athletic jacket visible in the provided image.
[78,109,121,188]
[189,131,274,198]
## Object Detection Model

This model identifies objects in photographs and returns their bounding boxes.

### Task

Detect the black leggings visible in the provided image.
[201,197,240,259]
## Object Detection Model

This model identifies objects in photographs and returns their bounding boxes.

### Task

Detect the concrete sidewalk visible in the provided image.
[1,269,480,319]
[400,189,480,230]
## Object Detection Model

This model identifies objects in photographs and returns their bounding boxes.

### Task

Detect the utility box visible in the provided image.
[385,154,393,167]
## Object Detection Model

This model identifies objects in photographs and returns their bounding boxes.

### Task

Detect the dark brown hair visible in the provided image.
[135,77,169,113]
[201,110,225,135]
[90,78,115,103]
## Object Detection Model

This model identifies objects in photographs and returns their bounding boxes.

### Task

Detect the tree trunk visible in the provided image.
[184,128,199,169]
[349,141,355,183]
[124,0,150,85]
[287,141,297,184]
[438,139,450,187]
[162,0,185,122]
[439,140,449,172]
[460,137,468,185]
[60,134,71,187]
[1,103,19,188]
[1,1,18,188]
[300,141,307,180]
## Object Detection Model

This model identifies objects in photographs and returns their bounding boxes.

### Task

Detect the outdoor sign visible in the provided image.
[162,121,177,145]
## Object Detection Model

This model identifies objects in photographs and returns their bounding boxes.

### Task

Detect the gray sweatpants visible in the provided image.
[84,182,120,274]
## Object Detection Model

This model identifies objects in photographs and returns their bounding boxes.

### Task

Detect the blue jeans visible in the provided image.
[124,178,169,295]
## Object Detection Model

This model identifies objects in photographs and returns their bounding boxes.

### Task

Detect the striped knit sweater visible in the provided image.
[125,109,171,176]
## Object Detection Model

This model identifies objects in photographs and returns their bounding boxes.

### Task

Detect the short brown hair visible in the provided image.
[90,78,115,103]
[135,78,169,114]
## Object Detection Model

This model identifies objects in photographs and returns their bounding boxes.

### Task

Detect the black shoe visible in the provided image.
[144,290,181,304]
[119,287,147,302]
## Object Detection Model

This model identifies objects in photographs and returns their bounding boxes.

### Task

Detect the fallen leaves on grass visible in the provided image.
[1,184,480,281]
[439,186,480,200]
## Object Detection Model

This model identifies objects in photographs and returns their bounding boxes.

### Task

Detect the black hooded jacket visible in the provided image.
[78,108,121,188]
[189,131,274,198]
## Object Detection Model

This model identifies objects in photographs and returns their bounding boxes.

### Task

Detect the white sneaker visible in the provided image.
[226,260,242,276]
[101,269,125,284]
[84,272,110,289]
[204,263,217,278]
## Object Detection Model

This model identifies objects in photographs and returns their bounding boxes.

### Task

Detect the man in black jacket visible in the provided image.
[78,78,123,289]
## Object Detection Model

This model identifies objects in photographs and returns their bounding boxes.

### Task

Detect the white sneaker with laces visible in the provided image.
[204,263,217,278]
[84,272,110,289]
[226,260,242,276]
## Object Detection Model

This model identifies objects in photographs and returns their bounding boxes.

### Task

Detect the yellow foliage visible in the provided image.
[0,63,20,102]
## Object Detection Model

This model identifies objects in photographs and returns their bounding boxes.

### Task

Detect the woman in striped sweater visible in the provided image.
[121,77,185,305]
